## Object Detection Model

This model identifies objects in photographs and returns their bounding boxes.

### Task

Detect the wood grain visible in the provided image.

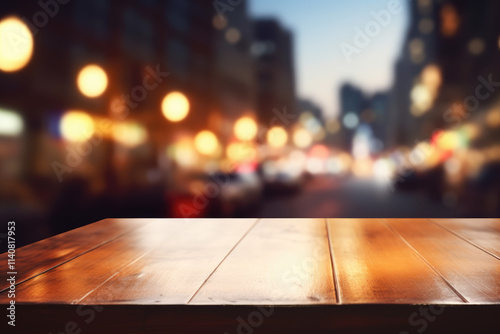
[78,218,258,304]
[0,218,146,292]
[386,218,500,303]
[0,219,192,304]
[430,218,500,259]
[326,218,464,304]
[190,218,337,305]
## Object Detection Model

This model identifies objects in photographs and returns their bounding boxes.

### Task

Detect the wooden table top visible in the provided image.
[1,218,499,333]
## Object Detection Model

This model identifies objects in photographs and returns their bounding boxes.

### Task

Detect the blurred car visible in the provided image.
[261,154,307,193]
[219,165,263,216]
[166,172,220,218]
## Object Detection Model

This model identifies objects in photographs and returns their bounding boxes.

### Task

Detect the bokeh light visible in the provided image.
[169,137,197,168]
[267,126,288,148]
[60,111,95,142]
[486,109,500,128]
[468,38,485,55]
[440,4,460,37]
[0,16,34,72]
[113,122,148,148]
[194,130,219,156]
[0,108,23,136]
[77,64,108,98]
[227,142,257,162]
[326,119,340,134]
[234,116,257,141]
[225,28,241,44]
[293,128,313,148]
[162,91,190,122]
[343,112,359,129]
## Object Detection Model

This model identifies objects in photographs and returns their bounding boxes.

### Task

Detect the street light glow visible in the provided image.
[293,128,312,148]
[0,108,23,136]
[267,126,288,148]
[0,16,34,72]
[60,111,95,142]
[194,130,219,156]
[162,92,190,122]
[77,64,108,98]
[234,117,257,141]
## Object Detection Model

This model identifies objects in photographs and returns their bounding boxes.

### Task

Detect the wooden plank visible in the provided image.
[0,218,146,292]
[78,218,258,304]
[190,218,337,305]
[0,219,193,304]
[326,218,464,304]
[430,218,500,259]
[386,218,500,303]
[0,219,257,305]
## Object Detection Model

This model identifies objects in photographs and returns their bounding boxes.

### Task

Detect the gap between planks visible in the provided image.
[186,218,262,304]
[0,221,153,294]
[325,219,341,304]
[380,219,469,303]
[427,219,500,261]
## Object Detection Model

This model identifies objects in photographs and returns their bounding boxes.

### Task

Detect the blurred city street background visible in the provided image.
[1,0,500,249]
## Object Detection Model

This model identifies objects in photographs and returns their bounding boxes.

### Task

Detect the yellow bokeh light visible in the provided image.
[194,130,219,156]
[267,126,288,148]
[422,65,442,90]
[113,122,147,147]
[227,142,257,162]
[60,111,95,142]
[441,4,460,37]
[486,109,500,128]
[234,117,257,141]
[77,64,108,98]
[410,84,432,116]
[436,131,460,151]
[170,138,197,168]
[293,128,312,148]
[0,16,34,72]
[162,91,190,122]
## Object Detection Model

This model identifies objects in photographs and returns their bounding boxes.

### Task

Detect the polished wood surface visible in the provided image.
[326,218,464,304]
[386,218,500,303]
[191,218,336,304]
[1,218,499,333]
[0,218,144,292]
[430,218,500,259]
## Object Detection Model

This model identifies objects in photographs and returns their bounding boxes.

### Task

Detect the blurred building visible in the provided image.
[368,92,390,152]
[299,99,325,124]
[338,83,365,151]
[252,18,297,128]
[0,0,230,240]
[211,0,257,144]
[387,0,500,148]
[337,83,389,153]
